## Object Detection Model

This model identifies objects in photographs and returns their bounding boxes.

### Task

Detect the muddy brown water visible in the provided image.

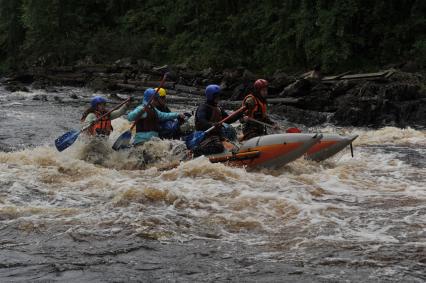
[0,86,425,282]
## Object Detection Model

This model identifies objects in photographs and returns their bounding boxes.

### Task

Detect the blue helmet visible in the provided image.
[143,88,159,104]
[91,96,107,108]
[205,84,221,102]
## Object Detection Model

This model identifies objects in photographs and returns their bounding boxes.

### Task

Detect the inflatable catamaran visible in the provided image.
[204,133,358,169]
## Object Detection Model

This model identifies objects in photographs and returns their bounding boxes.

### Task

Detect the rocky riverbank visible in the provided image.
[2,60,425,129]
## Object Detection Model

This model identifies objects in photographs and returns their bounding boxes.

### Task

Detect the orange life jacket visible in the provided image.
[242,94,267,120]
[85,111,113,136]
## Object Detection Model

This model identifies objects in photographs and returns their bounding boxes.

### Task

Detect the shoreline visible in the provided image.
[2,63,425,129]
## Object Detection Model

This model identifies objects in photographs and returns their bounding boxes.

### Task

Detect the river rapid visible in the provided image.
[0,86,425,282]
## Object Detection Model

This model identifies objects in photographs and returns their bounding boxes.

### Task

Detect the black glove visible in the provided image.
[128,96,135,102]
[184,112,192,118]
[213,122,221,128]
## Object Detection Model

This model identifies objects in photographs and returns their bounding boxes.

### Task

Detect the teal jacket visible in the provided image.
[127,104,179,145]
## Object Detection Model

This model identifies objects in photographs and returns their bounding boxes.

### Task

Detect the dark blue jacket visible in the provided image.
[195,102,240,132]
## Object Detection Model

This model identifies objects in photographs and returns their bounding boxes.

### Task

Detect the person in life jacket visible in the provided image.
[193,84,241,156]
[154,87,192,139]
[154,87,171,113]
[81,96,131,136]
[240,79,278,141]
[127,88,186,145]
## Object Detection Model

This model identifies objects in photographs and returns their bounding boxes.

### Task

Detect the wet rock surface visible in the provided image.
[3,63,426,129]
[332,77,426,128]
[277,74,426,128]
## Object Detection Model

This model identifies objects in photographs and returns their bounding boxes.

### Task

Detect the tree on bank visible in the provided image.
[0,0,25,71]
[0,0,425,73]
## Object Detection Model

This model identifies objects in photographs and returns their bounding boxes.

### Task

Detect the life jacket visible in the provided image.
[156,104,171,113]
[240,94,269,141]
[83,110,113,136]
[195,103,222,131]
[135,105,160,132]
[208,104,222,123]
[243,93,267,120]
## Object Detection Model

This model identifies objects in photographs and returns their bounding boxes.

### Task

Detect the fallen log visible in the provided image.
[43,75,86,85]
[322,70,394,81]
[220,97,300,108]
[174,84,204,95]
[126,80,175,89]
[74,64,111,73]
[165,95,203,106]
[116,83,145,91]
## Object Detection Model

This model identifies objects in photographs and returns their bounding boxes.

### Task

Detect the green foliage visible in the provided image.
[0,0,424,73]
[0,0,25,70]
[412,39,426,67]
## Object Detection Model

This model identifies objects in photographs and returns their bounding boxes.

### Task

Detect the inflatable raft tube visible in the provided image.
[208,133,323,168]
[305,134,358,161]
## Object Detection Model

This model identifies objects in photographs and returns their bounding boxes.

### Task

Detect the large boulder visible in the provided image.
[271,71,426,129]
[279,79,313,97]
[201,67,213,78]
[137,59,153,70]
[270,70,293,89]
[230,82,251,101]
[242,69,256,82]
[222,68,244,85]
[332,78,426,128]
[87,78,112,91]
[114,57,133,67]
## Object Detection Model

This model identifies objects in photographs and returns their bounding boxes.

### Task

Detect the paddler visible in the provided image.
[127,88,186,145]
[193,84,241,156]
[240,79,277,141]
[81,96,131,136]
[154,87,171,112]
[154,87,191,139]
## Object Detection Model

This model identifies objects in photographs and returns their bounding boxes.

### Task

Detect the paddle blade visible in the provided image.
[185,131,205,150]
[112,130,132,151]
[55,130,80,152]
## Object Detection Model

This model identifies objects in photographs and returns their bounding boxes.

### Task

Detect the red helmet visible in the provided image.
[254,79,268,90]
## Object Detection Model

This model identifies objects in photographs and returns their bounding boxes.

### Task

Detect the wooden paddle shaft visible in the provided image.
[205,106,246,134]
[246,117,275,128]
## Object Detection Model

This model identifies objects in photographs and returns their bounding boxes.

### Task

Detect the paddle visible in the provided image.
[186,106,246,150]
[245,117,301,133]
[55,98,131,152]
[112,73,168,151]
